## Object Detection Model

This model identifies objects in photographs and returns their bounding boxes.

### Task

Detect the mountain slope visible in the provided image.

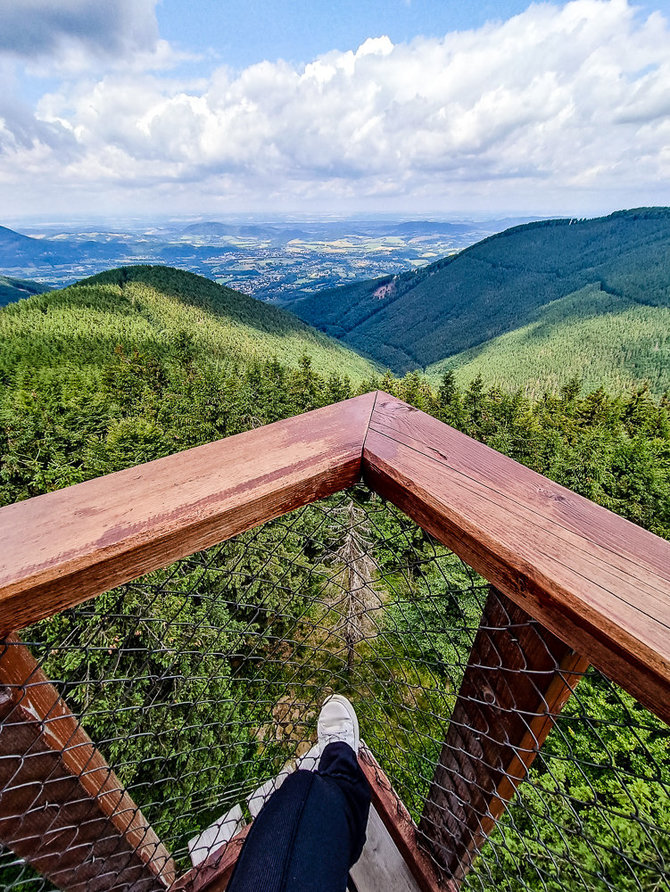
[429,284,670,396]
[287,208,670,376]
[0,274,50,307]
[0,224,76,267]
[0,264,378,380]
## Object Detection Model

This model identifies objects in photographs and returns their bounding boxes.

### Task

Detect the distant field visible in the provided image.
[0,218,513,298]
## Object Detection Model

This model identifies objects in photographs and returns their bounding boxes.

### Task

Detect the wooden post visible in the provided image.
[0,636,175,892]
[419,588,589,884]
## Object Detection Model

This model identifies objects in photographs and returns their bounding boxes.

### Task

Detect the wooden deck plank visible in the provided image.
[358,746,454,892]
[0,393,376,635]
[350,806,423,892]
[363,397,670,725]
[0,637,175,891]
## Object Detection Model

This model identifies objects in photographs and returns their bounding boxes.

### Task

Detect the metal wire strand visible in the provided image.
[0,486,667,892]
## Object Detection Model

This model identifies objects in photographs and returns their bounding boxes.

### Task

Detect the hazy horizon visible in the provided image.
[2,1,670,220]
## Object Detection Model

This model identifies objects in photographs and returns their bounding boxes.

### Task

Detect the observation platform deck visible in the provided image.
[0,393,668,891]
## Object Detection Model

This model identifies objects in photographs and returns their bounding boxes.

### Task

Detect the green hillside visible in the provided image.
[0,274,50,307]
[1,259,669,892]
[0,264,379,503]
[287,208,670,384]
[430,285,670,396]
[0,265,377,380]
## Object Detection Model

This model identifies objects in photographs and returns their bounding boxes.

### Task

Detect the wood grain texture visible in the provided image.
[350,806,424,892]
[173,824,251,892]
[0,393,376,635]
[0,637,175,892]
[358,745,454,892]
[363,394,670,725]
[419,589,588,883]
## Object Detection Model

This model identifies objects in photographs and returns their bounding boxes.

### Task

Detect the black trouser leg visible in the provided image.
[226,742,371,892]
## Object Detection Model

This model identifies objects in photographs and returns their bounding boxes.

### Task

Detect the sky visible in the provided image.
[1,0,670,222]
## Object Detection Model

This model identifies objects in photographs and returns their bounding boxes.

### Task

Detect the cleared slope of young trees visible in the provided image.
[0,264,377,384]
[1,264,669,892]
[429,284,670,396]
[287,208,670,387]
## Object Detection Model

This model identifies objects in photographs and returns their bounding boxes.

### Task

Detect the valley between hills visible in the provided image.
[2,207,669,396]
[1,209,669,892]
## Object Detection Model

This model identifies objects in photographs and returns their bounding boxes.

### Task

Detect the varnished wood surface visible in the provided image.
[363,394,670,725]
[419,589,589,882]
[173,824,251,892]
[0,393,376,635]
[358,746,453,892]
[0,637,175,891]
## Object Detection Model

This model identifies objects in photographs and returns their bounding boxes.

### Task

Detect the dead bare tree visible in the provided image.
[331,499,381,674]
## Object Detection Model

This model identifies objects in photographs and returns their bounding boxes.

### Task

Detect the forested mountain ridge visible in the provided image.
[0,265,378,382]
[0,274,50,307]
[286,207,670,381]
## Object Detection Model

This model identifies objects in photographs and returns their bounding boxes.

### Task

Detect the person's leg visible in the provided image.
[226,698,371,892]
[315,741,370,866]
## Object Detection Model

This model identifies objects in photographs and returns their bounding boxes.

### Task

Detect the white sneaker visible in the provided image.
[317,694,360,756]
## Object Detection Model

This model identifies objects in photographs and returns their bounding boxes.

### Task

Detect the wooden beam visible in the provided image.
[173,824,251,892]
[0,636,175,892]
[419,588,589,883]
[0,393,376,635]
[363,393,670,725]
[358,745,454,892]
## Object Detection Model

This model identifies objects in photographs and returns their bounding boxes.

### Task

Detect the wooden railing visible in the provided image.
[1,392,668,891]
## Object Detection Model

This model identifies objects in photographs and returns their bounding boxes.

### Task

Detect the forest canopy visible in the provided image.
[1,265,668,892]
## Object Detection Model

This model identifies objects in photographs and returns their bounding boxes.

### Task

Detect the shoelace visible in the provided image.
[319,730,356,749]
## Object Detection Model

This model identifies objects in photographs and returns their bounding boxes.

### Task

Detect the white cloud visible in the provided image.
[0,0,160,66]
[2,0,670,216]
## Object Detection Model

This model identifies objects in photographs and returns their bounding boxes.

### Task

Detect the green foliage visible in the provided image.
[1,265,669,890]
[471,675,670,891]
[290,208,670,390]
[0,264,377,388]
[429,285,670,397]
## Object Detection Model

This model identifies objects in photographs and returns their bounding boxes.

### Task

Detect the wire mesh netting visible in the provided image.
[0,485,668,892]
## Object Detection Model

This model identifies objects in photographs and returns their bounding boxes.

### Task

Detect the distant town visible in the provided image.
[0,217,539,302]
